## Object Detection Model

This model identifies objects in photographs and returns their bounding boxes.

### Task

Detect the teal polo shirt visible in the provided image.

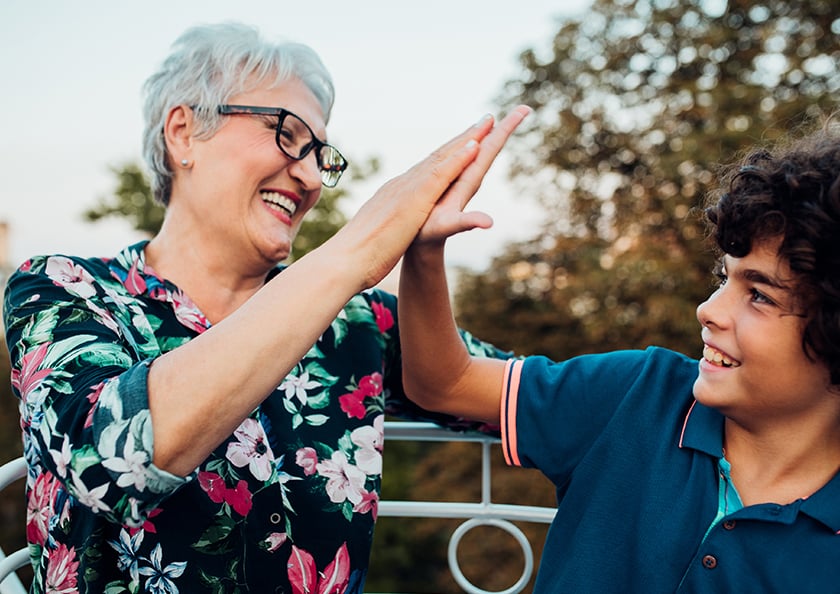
[501,347,840,593]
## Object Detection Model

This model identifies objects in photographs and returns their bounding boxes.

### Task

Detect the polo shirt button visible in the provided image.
[723,520,736,530]
[702,555,718,569]
[270,512,282,525]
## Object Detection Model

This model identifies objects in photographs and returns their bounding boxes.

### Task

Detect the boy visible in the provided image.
[398,119,840,592]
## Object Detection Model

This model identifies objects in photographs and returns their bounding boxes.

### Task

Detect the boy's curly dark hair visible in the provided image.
[705,116,840,385]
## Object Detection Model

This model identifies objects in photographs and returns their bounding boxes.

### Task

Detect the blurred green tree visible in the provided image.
[83,163,165,235]
[456,0,840,362]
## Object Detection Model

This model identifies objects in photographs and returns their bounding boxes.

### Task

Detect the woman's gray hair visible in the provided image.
[141,22,335,205]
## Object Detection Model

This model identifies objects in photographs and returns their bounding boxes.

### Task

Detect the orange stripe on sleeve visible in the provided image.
[501,359,524,466]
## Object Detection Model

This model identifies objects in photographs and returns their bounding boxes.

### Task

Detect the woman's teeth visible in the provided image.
[703,345,740,368]
[261,191,297,216]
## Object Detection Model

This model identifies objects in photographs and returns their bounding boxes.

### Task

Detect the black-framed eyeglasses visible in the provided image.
[217,104,348,187]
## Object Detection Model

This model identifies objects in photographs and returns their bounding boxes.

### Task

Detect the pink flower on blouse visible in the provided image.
[127,507,163,536]
[167,288,209,333]
[370,301,394,333]
[353,490,379,520]
[288,543,350,594]
[198,472,227,504]
[27,472,61,546]
[226,480,253,517]
[198,472,254,517]
[357,373,383,397]
[262,532,288,553]
[45,256,96,298]
[83,381,106,429]
[124,260,147,295]
[11,342,52,400]
[338,373,383,419]
[338,391,366,419]
[316,451,366,506]
[227,418,275,481]
[295,447,319,476]
[350,417,384,476]
[44,543,79,593]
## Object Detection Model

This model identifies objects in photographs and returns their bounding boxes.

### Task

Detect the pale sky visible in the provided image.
[0,0,591,272]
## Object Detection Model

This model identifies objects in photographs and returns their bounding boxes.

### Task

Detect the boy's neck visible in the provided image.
[723,416,840,506]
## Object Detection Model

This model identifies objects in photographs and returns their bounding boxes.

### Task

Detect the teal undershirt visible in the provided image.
[703,456,744,542]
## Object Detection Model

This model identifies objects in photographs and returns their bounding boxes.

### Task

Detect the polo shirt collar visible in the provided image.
[678,399,724,457]
[678,398,840,533]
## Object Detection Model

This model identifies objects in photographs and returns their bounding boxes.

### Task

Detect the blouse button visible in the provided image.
[723,520,736,530]
[270,512,282,525]
[702,555,718,569]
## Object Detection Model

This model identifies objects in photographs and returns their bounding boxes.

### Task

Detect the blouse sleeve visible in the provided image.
[3,255,188,528]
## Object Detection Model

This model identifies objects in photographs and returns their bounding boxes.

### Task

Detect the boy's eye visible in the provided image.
[712,262,727,286]
[750,288,775,306]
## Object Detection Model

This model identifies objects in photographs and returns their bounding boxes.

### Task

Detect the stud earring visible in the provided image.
[180,159,190,167]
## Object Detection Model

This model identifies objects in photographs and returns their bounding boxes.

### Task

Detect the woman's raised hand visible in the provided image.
[328,105,532,288]
[413,105,532,246]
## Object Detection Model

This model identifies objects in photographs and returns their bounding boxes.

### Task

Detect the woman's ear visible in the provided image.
[164,105,194,167]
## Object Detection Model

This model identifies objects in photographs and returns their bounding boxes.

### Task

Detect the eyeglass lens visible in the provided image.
[278,112,345,187]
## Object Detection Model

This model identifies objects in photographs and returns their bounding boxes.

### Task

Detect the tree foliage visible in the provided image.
[456,0,840,361]
[83,163,165,236]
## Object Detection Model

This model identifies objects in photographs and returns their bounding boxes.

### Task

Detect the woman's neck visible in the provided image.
[145,223,269,324]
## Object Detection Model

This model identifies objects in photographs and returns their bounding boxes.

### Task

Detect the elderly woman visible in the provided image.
[3,22,529,593]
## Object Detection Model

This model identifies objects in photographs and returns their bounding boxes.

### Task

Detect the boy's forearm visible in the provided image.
[399,244,504,423]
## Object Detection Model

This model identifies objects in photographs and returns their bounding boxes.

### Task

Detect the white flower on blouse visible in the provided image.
[226,418,275,481]
[350,416,384,476]
[69,470,112,514]
[316,451,366,505]
[49,435,72,478]
[138,544,187,594]
[101,432,150,492]
[45,256,97,299]
[109,528,145,584]
[278,369,321,406]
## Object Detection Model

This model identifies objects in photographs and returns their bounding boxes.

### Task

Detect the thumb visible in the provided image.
[456,211,494,233]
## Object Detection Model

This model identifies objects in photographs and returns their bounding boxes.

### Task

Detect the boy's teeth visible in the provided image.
[702,345,740,368]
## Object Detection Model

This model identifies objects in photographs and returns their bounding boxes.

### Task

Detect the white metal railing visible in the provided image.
[0,456,27,594]
[378,422,555,594]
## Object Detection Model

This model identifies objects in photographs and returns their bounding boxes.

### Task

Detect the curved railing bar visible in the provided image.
[380,422,555,594]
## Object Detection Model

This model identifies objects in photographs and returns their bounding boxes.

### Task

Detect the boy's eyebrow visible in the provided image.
[722,256,794,291]
[741,268,793,291]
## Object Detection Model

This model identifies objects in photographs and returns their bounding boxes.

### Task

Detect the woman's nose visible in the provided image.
[288,152,322,192]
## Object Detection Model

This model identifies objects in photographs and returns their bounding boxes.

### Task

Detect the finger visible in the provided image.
[404,138,481,206]
[449,105,531,208]
[458,210,494,231]
[409,113,496,175]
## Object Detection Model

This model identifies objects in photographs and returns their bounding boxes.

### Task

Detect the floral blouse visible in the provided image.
[3,241,504,594]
